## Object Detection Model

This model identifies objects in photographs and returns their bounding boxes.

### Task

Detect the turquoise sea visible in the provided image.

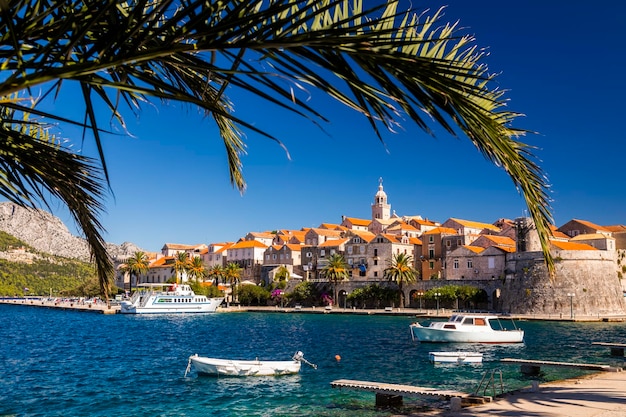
[2,304,626,417]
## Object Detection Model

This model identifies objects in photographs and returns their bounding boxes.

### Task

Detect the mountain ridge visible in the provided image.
[0,202,144,262]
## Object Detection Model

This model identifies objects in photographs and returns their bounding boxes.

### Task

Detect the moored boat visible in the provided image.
[429,351,483,363]
[410,314,524,343]
[120,283,223,314]
[185,351,317,377]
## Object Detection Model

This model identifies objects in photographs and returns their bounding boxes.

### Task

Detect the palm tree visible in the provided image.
[208,265,226,286]
[120,251,150,294]
[224,262,242,306]
[322,253,349,307]
[187,256,208,282]
[0,0,554,300]
[173,252,191,284]
[384,253,417,308]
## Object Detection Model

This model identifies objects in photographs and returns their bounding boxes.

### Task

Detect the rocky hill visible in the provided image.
[0,202,144,262]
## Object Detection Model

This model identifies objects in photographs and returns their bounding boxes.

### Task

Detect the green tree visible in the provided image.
[286,281,319,306]
[173,252,190,284]
[322,253,349,306]
[238,284,271,306]
[120,251,150,293]
[187,256,208,282]
[383,253,417,308]
[208,265,226,286]
[0,0,554,300]
[224,262,242,305]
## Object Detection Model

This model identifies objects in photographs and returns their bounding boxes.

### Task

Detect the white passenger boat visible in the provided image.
[429,351,483,363]
[120,283,223,314]
[410,314,524,343]
[185,351,317,377]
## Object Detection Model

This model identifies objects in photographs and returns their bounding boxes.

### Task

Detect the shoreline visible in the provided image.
[2,297,626,322]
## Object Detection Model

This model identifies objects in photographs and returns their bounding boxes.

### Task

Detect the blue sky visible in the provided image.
[23,1,626,252]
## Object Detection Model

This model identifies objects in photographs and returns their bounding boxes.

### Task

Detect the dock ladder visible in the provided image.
[474,369,504,398]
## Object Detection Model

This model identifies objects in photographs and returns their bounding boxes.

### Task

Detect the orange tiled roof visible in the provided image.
[319,238,349,247]
[409,237,423,245]
[309,228,343,237]
[214,242,235,254]
[448,218,501,232]
[549,226,570,240]
[422,227,458,235]
[230,240,268,249]
[343,217,371,227]
[604,225,626,232]
[550,240,598,251]
[284,243,305,251]
[463,245,484,254]
[570,233,612,241]
[348,229,376,242]
[570,219,611,232]
[482,235,516,247]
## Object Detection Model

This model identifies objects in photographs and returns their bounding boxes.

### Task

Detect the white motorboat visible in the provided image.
[120,283,223,314]
[410,314,524,343]
[185,351,317,377]
[429,351,483,364]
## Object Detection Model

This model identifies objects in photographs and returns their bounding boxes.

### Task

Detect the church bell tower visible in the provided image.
[371,177,391,221]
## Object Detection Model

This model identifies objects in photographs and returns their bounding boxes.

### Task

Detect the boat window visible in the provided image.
[453,316,464,322]
[443,324,456,329]
[475,318,486,326]
[462,317,474,325]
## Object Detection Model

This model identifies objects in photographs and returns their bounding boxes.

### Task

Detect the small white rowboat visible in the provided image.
[429,351,483,364]
[185,351,316,377]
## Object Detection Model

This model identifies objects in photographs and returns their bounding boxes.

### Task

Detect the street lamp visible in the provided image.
[435,292,441,316]
[567,293,575,319]
[416,290,424,311]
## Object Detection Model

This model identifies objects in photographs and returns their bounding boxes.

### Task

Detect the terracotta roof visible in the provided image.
[162,243,200,250]
[549,226,570,240]
[348,229,376,242]
[550,240,598,251]
[570,219,611,232]
[448,218,501,232]
[409,237,423,245]
[284,243,305,251]
[604,225,626,232]
[464,245,484,254]
[230,240,268,249]
[422,227,458,235]
[319,223,344,230]
[343,217,371,227]
[214,242,235,254]
[319,238,349,248]
[570,233,613,241]
[482,235,516,247]
[309,228,344,237]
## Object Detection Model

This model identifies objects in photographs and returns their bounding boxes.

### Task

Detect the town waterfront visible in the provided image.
[2,304,626,416]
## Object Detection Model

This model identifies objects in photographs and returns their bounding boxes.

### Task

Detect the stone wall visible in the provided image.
[501,250,626,316]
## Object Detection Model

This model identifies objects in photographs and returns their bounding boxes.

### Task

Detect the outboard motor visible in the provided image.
[293,351,317,369]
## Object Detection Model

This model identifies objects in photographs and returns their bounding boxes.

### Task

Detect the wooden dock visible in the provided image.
[592,342,626,356]
[330,379,489,407]
[501,358,622,375]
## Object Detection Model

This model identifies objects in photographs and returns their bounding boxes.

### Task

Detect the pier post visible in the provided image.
[375,393,402,407]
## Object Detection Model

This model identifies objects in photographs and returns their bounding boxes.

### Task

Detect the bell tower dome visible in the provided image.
[371,177,391,221]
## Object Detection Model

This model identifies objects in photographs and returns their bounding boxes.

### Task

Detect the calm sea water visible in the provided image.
[2,304,626,417]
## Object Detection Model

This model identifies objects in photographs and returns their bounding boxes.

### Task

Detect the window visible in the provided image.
[453,259,459,269]
[429,261,435,270]
[374,248,378,256]
[347,247,353,254]
[428,249,435,259]
[488,257,495,269]
[429,235,434,243]
[272,254,277,260]
[374,259,378,266]
[359,246,365,254]
[374,271,378,277]
[467,259,473,269]
[306,252,312,258]
[446,240,451,247]
[320,249,326,258]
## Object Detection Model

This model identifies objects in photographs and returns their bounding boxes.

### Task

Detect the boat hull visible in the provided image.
[189,355,302,376]
[120,297,223,314]
[410,324,524,343]
[429,351,483,363]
